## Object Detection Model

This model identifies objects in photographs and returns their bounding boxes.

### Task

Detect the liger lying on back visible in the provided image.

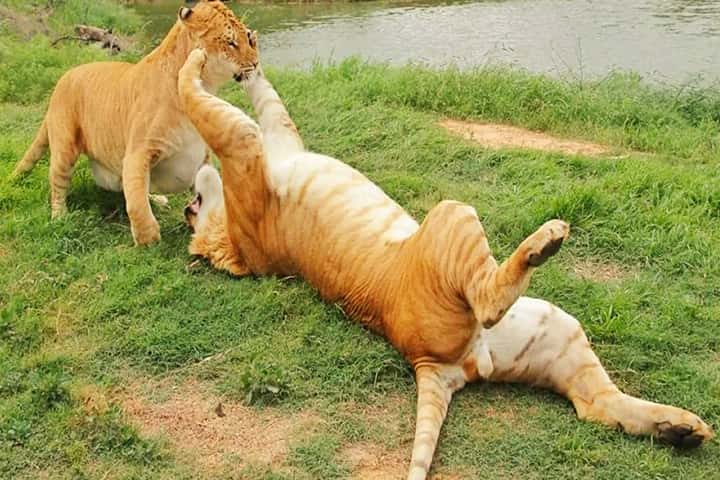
[178,48,713,480]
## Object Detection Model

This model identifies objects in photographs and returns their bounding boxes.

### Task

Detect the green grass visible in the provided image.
[1,1,719,479]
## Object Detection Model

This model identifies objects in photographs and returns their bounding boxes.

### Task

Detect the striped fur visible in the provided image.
[179,49,713,479]
[12,1,257,245]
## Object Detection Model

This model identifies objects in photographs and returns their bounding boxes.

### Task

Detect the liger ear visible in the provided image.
[178,7,193,21]
[248,30,258,48]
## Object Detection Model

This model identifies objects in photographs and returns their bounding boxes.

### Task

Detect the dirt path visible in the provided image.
[440,119,610,156]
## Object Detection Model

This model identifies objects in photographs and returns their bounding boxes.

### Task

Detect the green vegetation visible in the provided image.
[1,1,719,479]
[0,0,142,104]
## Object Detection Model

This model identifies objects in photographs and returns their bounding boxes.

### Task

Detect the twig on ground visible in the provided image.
[51,24,122,53]
[50,35,89,47]
[161,347,237,379]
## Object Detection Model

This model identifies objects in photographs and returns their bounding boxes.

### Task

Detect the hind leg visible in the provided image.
[414,201,569,329]
[485,297,713,447]
[44,107,84,217]
[416,200,570,328]
[122,148,160,246]
[473,219,570,327]
[48,141,80,218]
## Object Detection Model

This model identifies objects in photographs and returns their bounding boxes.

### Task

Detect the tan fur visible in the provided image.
[12,0,258,245]
[179,50,713,479]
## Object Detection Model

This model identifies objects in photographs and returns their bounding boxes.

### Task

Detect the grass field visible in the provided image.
[1,1,719,479]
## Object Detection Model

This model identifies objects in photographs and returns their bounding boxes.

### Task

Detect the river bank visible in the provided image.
[131,0,720,84]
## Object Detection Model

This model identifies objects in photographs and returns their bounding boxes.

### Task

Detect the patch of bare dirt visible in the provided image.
[116,378,320,473]
[333,395,414,478]
[0,6,50,39]
[337,392,412,438]
[440,119,609,156]
[485,405,519,422]
[32,470,56,480]
[571,258,635,282]
[335,394,465,479]
[75,383,110,416]
[341,442,463,480]
[712,352,720,366]
[342,442,408,480]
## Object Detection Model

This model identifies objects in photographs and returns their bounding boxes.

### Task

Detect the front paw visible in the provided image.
[149,194,169,209]
[526,219,570,267]
[186,48,208,72]
[657,412,714,448]
[131,216,161,246]
[179,48,208,86]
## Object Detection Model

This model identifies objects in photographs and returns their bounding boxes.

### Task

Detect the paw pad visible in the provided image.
[527,220,570,267]
[528,236,565,267]
[658,422,708,448]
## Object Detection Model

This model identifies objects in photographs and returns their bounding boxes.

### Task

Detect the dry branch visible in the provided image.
[51,24,122,53]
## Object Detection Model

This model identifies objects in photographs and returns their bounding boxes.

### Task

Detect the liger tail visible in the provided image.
[407,366,453,480]
[12,118,49,177]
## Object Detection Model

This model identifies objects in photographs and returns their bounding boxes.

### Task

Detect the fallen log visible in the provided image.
[51,24,122,54]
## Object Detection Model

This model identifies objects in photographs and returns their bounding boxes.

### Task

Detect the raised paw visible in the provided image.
[526,219,570,267]
[178,48,208,86]
[187,48,207,71]
[657,415,714,448]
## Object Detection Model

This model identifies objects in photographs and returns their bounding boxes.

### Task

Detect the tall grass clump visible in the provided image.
[298,59,720,161]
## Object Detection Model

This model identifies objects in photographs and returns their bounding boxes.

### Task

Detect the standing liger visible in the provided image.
[178,49,713,479]
[13,1,258,245]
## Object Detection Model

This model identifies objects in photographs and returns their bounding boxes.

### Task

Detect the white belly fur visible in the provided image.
[150,128,207,193]
[90,160,123,192]
[267,151,420,243]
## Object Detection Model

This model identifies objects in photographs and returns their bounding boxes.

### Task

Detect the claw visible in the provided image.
[528,236,565,266]
[657,421,712,449]
[526,219,570,267]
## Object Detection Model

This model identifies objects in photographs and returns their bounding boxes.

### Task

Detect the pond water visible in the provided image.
[133,0,720,84]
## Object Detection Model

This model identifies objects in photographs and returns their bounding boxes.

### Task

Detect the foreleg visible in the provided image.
[178,49,270,269]
[122,148,159,245]
[243,67,304,161]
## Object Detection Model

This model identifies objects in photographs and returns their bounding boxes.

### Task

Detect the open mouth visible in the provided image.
[184,193,202,221]
[233,63,258,82]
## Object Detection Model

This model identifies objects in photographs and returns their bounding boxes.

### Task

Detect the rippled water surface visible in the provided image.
[134,0,720,83]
